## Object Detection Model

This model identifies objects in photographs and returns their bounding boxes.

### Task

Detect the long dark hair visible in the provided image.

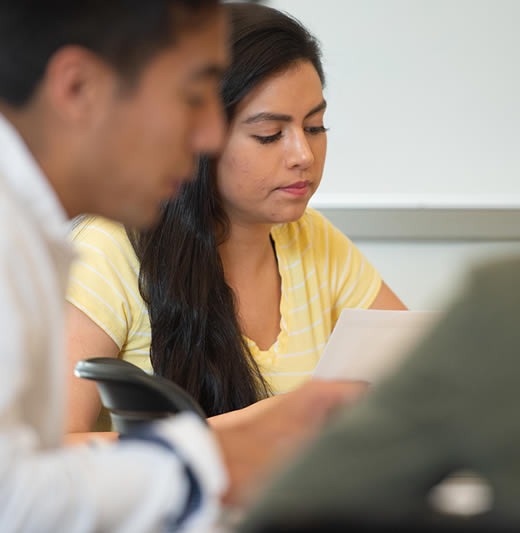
[128,3,325,417]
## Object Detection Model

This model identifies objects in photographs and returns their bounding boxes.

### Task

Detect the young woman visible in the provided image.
[65,2,406,437]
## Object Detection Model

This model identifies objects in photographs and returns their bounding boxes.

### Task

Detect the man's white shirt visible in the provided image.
[0,114,227,532]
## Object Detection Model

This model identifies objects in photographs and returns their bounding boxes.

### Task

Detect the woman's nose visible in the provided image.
[286,130,315,170]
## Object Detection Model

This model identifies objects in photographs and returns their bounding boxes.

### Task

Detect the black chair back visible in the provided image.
[74,357,206,434]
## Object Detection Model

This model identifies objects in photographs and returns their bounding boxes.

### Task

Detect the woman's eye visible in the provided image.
[252,132,282,144]
[305,126,329,135]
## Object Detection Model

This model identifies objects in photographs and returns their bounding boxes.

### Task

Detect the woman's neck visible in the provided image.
[218,219,282,351]
[219,220,275,278]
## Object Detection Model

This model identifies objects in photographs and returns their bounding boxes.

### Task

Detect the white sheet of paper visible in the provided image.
[313,309,440,383]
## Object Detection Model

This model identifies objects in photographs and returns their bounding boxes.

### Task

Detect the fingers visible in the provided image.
[215,379,371,505]
[293,379,369,418]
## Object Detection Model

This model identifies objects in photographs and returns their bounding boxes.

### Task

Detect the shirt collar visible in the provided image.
[0,113,70,241]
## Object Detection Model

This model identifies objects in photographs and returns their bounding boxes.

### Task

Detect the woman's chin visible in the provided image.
[268,204,309,225]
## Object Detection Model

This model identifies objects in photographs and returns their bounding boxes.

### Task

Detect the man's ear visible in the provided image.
[43,45,114,124]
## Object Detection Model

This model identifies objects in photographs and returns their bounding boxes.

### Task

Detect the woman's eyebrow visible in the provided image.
[243,99,327,125]
[304,99,327,119]
[243,111,292,124]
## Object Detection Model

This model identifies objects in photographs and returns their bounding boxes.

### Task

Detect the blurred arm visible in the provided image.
[369,281,407,310]
[65,302,119,437]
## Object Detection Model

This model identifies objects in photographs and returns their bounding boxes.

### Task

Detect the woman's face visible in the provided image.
[216,60,327,226]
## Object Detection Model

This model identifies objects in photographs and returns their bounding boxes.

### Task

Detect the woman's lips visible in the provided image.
[277,181,311,197]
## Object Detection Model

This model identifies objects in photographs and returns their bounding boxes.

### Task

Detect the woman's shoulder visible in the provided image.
[272,207,339,248]
[70,215,138,268]
[71,215,135,253]
[71,215,126,242]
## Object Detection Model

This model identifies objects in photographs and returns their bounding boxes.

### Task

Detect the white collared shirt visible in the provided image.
[0,114,227,532]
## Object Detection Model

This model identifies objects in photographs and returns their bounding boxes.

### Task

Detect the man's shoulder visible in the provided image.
[471,255,520,295]
[0,181,35,249]
[475,255,520,278]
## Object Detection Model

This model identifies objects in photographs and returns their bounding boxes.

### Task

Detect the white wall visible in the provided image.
[355,239,520,311]
[266,0,520,310]
[269,0,520,208]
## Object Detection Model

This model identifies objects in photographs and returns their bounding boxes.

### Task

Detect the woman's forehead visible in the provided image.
[234,62,325,121]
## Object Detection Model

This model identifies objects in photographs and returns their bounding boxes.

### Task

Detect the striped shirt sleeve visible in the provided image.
[66,217,142,349]
[325,215,382,319]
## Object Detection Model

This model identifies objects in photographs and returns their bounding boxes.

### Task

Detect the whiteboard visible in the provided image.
[266,0,520,208]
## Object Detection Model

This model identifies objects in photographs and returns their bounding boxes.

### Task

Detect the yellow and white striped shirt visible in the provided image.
[67,208,381,397]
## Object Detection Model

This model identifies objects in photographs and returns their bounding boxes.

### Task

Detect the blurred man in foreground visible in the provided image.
[0,2,357,531]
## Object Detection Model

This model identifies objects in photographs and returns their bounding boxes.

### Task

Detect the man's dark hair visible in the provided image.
[0,0,218,107]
